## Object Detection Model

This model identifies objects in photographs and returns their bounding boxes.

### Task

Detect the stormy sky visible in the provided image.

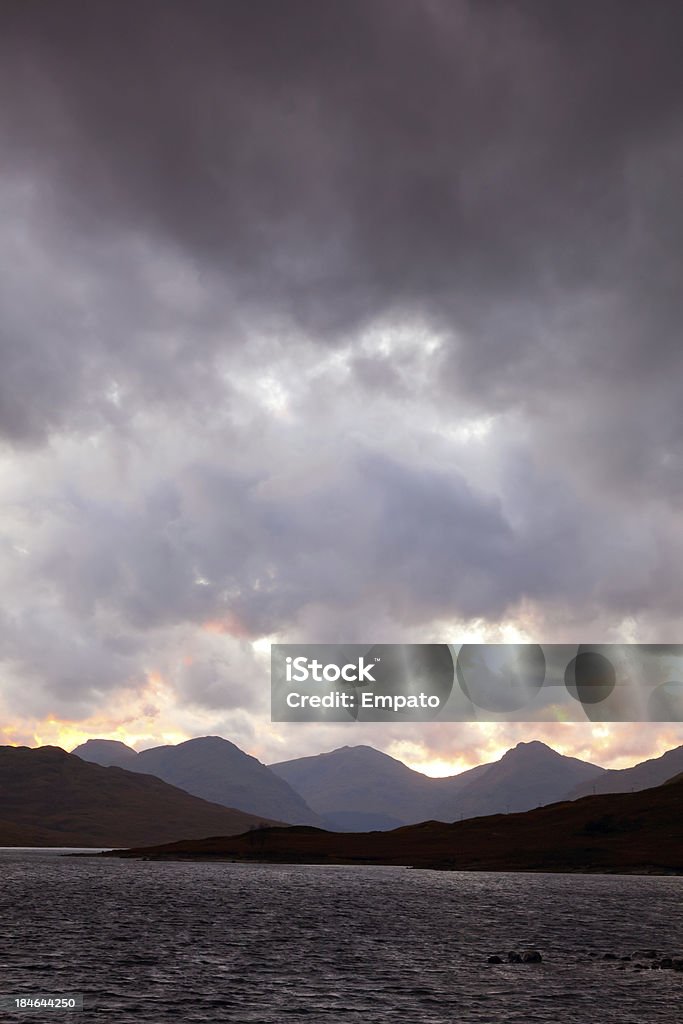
[1,0,683,773]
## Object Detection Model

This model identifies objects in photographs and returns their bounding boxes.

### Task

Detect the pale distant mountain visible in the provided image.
[271,744,439,827]
[74,735,321,826]
[72,738,138,769]
[0,745,280,847]
[434,740,606,821]
[271,744,489,827]
[116,775,683,876]
[568,744,683,800]
[320,810,407,832]
[74,735,678,832]
[272,741,606,827]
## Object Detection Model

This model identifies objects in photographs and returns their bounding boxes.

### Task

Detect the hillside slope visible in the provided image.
[569,745,683,799]
[0,745,280,847]
[74,736,321,825]
[435,741,605,820]
[113,775,683,875]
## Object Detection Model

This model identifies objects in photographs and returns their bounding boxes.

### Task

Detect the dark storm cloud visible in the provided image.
[3,0,683,729]
[0,186,244,443]
[2,1,683,445]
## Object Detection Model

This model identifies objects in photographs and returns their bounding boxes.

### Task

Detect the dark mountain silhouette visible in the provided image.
[434,740,606,821]
[111,775,683,875]
[271,741,603,826]
[73,735,321,826]
[569,744,683,800]
[0,745,280,847]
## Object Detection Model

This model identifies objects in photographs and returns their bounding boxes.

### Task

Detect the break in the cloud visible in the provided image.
[1,1,683,768]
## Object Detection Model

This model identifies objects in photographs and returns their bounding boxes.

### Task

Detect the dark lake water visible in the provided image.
[0,850,681,1022]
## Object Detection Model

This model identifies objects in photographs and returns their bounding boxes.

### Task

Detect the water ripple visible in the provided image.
[0,853,680,1022]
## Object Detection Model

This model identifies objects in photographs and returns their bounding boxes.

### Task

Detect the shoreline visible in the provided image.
[95,852,683,876]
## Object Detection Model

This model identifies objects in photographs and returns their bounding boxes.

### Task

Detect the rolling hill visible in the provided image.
[0,745,280,847]
[110,774,683,875]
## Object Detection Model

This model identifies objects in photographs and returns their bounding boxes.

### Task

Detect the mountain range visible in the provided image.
[5,736,683,850]
[72,735,683,832]
[73,736,321,826]
[271,741,605,827]
[109,773,683,875]
[271,744,457,830]
[0,745,280,847]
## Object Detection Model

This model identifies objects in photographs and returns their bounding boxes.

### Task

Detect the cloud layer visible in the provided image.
[1,1,683,764]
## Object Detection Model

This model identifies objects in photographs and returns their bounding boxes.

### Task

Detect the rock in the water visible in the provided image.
[603,953,618,961]
[659,958,673,969]
[487,955,503,964]
[505,949,542,964]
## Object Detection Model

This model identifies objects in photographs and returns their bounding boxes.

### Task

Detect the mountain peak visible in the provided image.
[336,744,388,757]
[319,745,421,771]
[71,738,138,767]
[175,735,240,750]
[75,738,137,753]
[506,740,559,759]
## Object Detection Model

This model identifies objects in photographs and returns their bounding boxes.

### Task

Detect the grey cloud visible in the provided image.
[1,4,682,346]
[4,424,683,719]
[26,441,677,644]
[25,448,518,637]
[0,191,242,443]
[2,1,683,733]
[1,0,683,494]
[0,605,143,718]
